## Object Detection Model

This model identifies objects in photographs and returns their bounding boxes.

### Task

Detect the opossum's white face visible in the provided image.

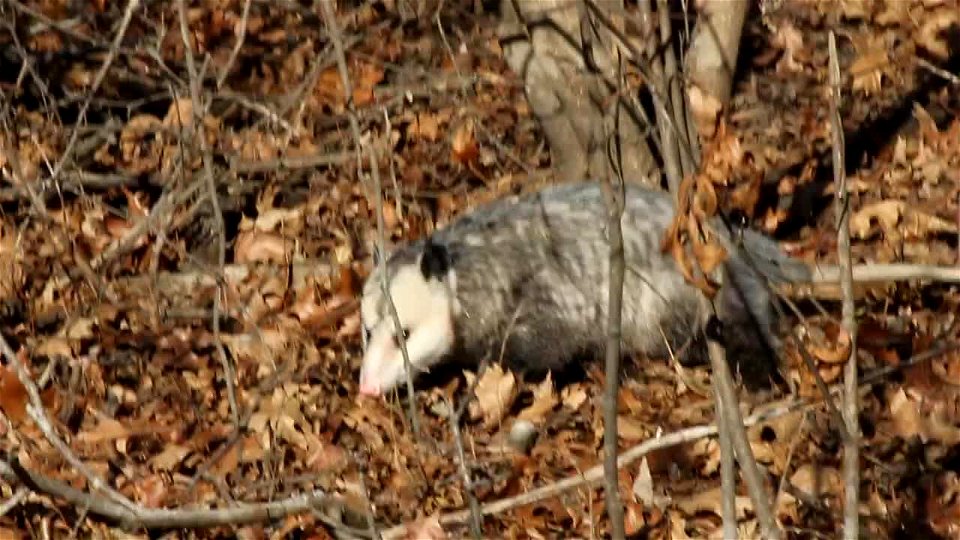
[358,247,458,396]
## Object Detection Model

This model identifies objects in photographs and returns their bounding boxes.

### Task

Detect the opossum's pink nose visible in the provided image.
[358,380,381,396]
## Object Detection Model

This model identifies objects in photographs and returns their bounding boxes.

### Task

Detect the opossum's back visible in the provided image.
[425,183,678,268]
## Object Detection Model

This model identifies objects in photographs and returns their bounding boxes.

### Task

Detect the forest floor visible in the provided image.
[1,1,959,538]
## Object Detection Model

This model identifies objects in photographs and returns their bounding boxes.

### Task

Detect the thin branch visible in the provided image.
[448,397,483,539]
[599,82,627,540]
[367,134,421,437]
[653,0,685,194]
[176,0,240,428]
[713,368,738,539]
[4,457,345,530]
[0,487,29,517]
[230,151,352,173]
[915,56,960,85]
[0,334,139,513]
[703,289,781,539]
[807,263,960,284]
[216,0,252,88]
[46,0,140,187]
[354,453,383,540]
[318,0,369,197]
[772,412,809,516]
[828,31,860,540]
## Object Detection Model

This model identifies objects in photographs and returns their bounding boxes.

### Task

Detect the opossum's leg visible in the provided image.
[716,264,782,388]
[497,317,582,375]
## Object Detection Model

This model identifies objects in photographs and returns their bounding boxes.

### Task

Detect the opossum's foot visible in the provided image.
[712,318,784,390]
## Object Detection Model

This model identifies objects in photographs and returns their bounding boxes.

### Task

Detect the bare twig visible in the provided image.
[806,263,960,285]
[318,0,369,196]
[448,397,483,539]
[773,412,809,516]
[713,368,738,539]
[230,151,352,173]
[582,0,697,167]
[827,31,860,540]
[5,456,343,530]
[700,293,781,539]
[216,0,252,88]
[177,0,240,428]
[46,0,139,187]
[0,487,29,517]
[653,0,685,194]
[915,57,960,85]
[367,136,421,437]
[355,456,383,540]
[0,334,139,513]
[599,91,627,540]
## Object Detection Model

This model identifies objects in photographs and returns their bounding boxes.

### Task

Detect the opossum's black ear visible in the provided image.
[420,240,450,281]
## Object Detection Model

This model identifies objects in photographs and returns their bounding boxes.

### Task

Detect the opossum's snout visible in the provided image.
[358,312,454,395]
[358,260,457,396]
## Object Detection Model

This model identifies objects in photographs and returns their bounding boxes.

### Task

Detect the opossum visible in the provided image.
[358,181,811,396]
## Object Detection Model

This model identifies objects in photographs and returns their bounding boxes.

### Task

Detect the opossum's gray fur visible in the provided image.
[361,181,810,392]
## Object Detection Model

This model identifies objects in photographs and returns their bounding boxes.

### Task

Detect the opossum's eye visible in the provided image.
[363,327,371,343]
[392,327,411,347]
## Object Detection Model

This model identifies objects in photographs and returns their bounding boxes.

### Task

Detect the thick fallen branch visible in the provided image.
[809,263,960,284]
[3,458,346,530]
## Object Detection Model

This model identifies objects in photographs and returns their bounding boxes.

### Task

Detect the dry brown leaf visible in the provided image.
[875,0,913,26]
[889,388,933,442]
[467,364,517,428]
[669,513,694,540]
[0,366,28,423]
[839,0,870,20]
[517,373,558,423]
[691,239,727,277]
[0,527,25,540]
[150,444,191,472]
[631,457,669,509]
[850,200,957,240]
[850,48,890,95]
[77,417,131,444]
[353,62,384,106]
[403,514,447,540]
[234,230,295,263]
[305,443,349,473]
[450,120,479,165]
[788,464,842,503]
[805,323,853,365]
[561,383,588,410]
[624,500,647,536]
[915,8,960,60]
[408,112,444,142]
[688,437,720,475]
[686,85,722,139]
[618,415,649,442]
[251,207,306,233]
[163,98,195,129]
[133,474,168,509]
[772,21,805,73]
[675,486,752,519]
